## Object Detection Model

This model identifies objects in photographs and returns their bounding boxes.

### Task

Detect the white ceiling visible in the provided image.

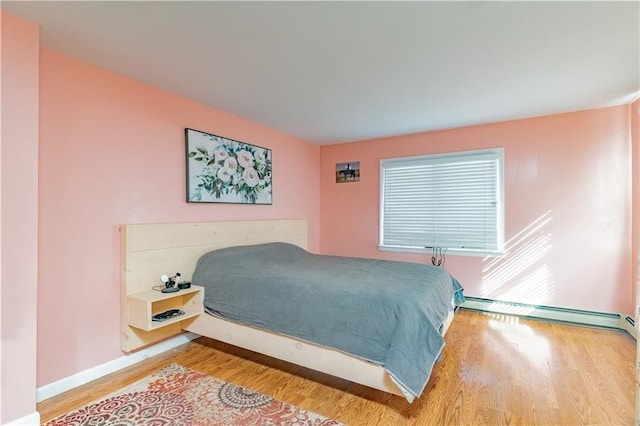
[4,1,639,145]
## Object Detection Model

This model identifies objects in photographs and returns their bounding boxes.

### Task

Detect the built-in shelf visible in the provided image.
[127,285,204,331]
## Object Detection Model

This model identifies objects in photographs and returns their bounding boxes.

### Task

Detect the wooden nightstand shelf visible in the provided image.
[122,283,204,352]
[127,285,204,331]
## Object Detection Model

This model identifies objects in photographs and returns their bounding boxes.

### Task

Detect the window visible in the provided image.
[380,148,504,256]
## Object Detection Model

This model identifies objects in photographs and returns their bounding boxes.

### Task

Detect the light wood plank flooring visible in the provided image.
[38,310,635,425]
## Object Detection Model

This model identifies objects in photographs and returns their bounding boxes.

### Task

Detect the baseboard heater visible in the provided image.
[625,316,638,339]
[460,297,623,330]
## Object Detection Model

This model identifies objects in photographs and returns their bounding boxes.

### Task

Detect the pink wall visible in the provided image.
[0,11,39,424]
[320,106,633,315]
[37,49,320,387]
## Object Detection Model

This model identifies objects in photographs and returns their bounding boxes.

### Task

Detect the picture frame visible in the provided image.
[185,128,272,204]
[335,161,360,183]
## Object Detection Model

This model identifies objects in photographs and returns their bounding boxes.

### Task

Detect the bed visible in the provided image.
[120,219,462,402]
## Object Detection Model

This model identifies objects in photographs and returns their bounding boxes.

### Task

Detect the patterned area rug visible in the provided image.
[45,364,342,425]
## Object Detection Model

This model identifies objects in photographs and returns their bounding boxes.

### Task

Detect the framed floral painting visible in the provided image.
[185,128,272,204]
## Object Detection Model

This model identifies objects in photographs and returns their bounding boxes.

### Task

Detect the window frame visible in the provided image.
[378,147,505,257]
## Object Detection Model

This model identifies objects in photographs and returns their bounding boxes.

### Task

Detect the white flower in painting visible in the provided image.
[217,167,232,183]
[237,150,254,168]
[214,149,229,163]
[232,173,241,185]
[243,167,260,187]
[223,157,238,172]
[255,149,267,164]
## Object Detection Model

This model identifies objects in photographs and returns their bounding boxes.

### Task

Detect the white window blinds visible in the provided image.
[380,148,504,254]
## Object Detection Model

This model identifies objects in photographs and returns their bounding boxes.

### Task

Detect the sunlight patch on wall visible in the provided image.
[481,211,554,308]
[497,265,553,305]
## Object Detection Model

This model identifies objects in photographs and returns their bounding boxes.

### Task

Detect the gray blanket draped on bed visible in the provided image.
[192,242,464,402]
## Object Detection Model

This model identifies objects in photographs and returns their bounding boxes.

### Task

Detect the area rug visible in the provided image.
[45,364,342,425]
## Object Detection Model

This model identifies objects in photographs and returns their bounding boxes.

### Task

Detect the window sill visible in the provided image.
[378,245,505,258]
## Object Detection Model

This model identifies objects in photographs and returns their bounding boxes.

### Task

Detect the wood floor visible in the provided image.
[38,310,635,425]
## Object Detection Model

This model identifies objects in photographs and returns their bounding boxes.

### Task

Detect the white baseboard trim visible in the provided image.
[36,332,199,403]
[5,411,40,426]
[460,297,623,330]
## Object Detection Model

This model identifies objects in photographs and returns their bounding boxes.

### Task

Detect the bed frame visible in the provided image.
[120,219,455,398]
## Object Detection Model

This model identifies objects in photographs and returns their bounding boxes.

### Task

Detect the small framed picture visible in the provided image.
[335,161,360,183]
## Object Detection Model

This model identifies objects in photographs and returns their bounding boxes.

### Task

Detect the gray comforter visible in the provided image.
[192,242,464,402]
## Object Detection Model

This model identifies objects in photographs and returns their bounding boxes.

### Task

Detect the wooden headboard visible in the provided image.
[120,219,307,351]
